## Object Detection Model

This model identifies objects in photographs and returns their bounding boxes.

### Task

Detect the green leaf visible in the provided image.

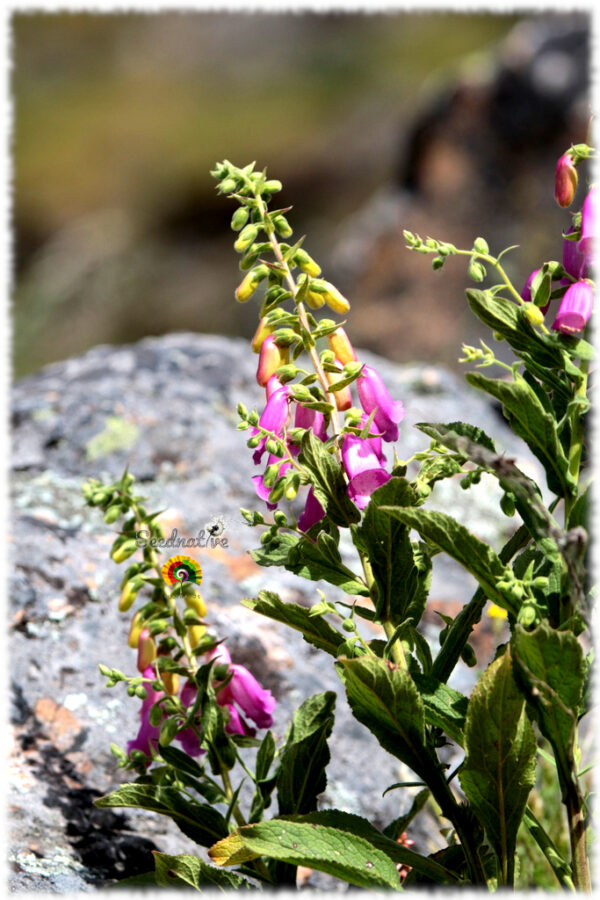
[521,807,574,890]
[153,852,253,890]
[95,784,228,847]
[466,289,564,371]
[465,370,572,497]
[383,788,431,841]
[415,421,562,561]
[379,506,511,612]
[411,674,468,746]
[286,532,369,595]
[357,477,430,625]
[276,691,336,815]
[158,742,205,778]
[511,623,584,793]
[209,811,459,888]
[298,430,361,526]
[337,655,427,780]
[241,591,344,657]
[459,650,536,884]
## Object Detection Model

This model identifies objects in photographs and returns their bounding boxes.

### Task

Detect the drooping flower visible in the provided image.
[297,486,326,532]
[563,226,589,280]
[580,187,597,270]
[256,335,287,387]
[552,279,594,334]
[294,403,328,443]
[207,644,276,735]
[327,327,358,366]
[520,267,551,315]
[356,365,405,443]
[554,152,578,208]
[341,431,390,510]
[251,377,291,465]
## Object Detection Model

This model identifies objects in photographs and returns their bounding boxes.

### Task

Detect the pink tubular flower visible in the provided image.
[554,153,578,208]
[552,280,593,334]
[580,188,597,270]
[207,645,276,734]
[127,663,163,759]
[341,432,390,510]
[294,403,328,442]
[356,365,404,443]
[562,226,589,281]
[297,486,326,532]
[520,267,551,315]
[252,454,292,509]
[251,377,291,465]
[175,680,204,757]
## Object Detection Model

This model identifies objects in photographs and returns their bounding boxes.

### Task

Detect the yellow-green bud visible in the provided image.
[327,327,357,365]
[294,248,321,277]
[118,576,145,612]
[251,316,273,353]
[235,264,268,302]
[273,215,292,238]
[104,504,122,524]
[185,592,207,618]
[523,303,545,326]
[264,179,282,193]
[234,224,259,253]
[128,611,143,649]
[305,290,326,309]
[111,539,138,564]
[187,624,207,648]
[312,280,351,314]
[231,207,249,231]
[161,668,180,696]
[137,628,156,672]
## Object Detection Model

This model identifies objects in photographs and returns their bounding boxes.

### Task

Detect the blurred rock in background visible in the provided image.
[12,11,590,378]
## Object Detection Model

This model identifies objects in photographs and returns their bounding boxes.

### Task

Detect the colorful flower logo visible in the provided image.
[162,555,203,586]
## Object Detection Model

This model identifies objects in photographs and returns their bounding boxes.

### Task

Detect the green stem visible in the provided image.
[564,359,589,528]
[565,779,591,891]
[454,249,523,305]
[359,551,407,668]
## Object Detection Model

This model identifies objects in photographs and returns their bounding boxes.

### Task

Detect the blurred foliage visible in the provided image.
[11,12,589,377]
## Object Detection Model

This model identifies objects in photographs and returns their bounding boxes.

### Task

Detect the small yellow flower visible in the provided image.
[487,603,508,619]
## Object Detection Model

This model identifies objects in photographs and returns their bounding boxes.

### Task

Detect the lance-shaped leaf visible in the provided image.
[298,430,361,526]
[241,591,345,657]
[411,674,468,747]
[209,810,459,888]
[357,477,430,625]
[250,530,368,596]
[153,852,253,890]
[459,650,536,885]
[95,784,228,847]
[511,623,584,792]
[379,506,513,613]
[276,692,336,816]
[465,370,572,497]
[416,421,562,561]
[336,655,427,780]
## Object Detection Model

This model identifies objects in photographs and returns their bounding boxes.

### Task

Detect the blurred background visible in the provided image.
[12,10,591,379]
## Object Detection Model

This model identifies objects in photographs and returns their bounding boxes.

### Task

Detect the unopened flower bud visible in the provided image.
[160,668,180,696]
[104,504,122,524]
[231,207,249,231]
[235,264,268,302]
[185,592,207,618]
[304,290,326,309]
[326,367,353,411]
[327,327,357,365]
[111,539,138,564]
[313,280,351,314]
[251,317,273,353]
[119,576,145,612]
[234,224,259,252]
[273,215,292,237]
[128,611,143,649]
[523,303,545,327]
[294,248,321,277]
[554,153,578,207]
[257,336,285,387]
[187,624,207,649]
[137,628,156,672]
[264,179,283,193]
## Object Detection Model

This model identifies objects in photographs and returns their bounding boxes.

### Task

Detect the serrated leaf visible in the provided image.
[379,506,511,612]
[411,674,468,746]
[357,477,430,625]
[337,655,427,780]
[153,852,252,890]
[466,370,572,497]
[242,591,344,657]
[95,784,228,847]
[298,431,361,526]
[209,811,459,888]
[417,420,496,453]
[286,533,369,595]
[459,650,536,885]
[276,691,336,815]
[511,623,584,792]
[158,742,204,778]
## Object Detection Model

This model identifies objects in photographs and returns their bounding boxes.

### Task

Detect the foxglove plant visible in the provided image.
[85,140,594,891]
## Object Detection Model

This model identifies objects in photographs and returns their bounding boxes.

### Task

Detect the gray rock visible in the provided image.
[9,333,534,891]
